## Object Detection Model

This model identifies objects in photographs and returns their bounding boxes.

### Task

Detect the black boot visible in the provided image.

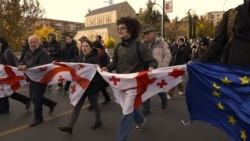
[58,126,73,134]
[87,105,93,112]
[92,121,102,130]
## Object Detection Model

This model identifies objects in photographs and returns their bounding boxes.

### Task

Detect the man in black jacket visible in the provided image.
[61,35,79,94]
[18,35,57,127]
[47,33,63,90]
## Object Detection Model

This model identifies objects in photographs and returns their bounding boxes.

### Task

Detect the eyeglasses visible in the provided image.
[117,27,127,31]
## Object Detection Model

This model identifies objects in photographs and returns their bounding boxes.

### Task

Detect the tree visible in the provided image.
[0,0,44,51]
[137,0,170,38]
[34,26,57,42]
[196,16,215,39]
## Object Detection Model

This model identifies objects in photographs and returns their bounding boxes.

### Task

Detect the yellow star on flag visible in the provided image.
[239,76,250,85]
[221,76,232,85]
[217,102,224,110]
[212,90,220,97]
[228,115,236,126]
[240,130,247,141]
[212,82,220,89]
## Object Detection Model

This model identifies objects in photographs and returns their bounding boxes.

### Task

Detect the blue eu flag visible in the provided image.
[186,62,250,141]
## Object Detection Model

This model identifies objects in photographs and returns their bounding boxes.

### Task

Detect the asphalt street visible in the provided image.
[0,84,231,141]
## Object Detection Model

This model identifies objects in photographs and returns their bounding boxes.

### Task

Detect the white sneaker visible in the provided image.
[55,86,63,90]
[178,91,185,96]
[135,118,146,131]
[167,95,172,100]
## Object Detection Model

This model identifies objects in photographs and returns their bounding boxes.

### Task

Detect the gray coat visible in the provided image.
[107,39,158,73]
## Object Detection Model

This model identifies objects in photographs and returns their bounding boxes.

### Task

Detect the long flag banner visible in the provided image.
[0,65,27,98]
[186,62,250,141]
[24,62,96,106]
[97,65,186,115]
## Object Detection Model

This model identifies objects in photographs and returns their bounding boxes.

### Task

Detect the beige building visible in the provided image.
[36,18,83,31]
[74,1,136,42]
[204,11,224,26]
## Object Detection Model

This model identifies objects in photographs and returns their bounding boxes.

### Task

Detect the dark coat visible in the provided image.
[47,40,61,61]
[20,46,51,68]
[200,4,250,67]
[61,40,79,61]
[0,37,18,66]
[169,43,189,66]
[72,49,103,95]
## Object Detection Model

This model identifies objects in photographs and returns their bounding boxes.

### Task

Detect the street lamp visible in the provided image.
[152,0,165,38]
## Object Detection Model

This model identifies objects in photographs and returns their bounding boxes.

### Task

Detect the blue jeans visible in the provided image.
[117,109,145,141]
[142,92,167,111]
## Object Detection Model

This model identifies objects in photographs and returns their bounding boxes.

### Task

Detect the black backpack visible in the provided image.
[3,49,19,67]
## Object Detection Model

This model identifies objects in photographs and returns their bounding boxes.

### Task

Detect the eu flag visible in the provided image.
[186,62,250,141]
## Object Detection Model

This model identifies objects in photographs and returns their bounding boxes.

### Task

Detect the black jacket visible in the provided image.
[169,43,189,66]
[20,47,51,68]
[47,40,61,61]
[0,37,18,66]
[200,4,250,67]
[72,49,103,95]
[61,41,79,61]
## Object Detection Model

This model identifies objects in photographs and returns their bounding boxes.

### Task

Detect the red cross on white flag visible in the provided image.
[97,65,186,115]
[24,62,96,106]
[0,65,27,97]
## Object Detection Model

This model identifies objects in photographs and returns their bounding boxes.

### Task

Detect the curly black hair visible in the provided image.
[117,16,141,39]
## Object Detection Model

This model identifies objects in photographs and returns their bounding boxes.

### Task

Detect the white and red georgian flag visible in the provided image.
[97,65,187,115]
[0,65,27,98]
[24,62,96,106]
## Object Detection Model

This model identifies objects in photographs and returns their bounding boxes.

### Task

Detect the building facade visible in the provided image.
[74,1,136,42]
[204,11,224,26]
[35,18,83,31]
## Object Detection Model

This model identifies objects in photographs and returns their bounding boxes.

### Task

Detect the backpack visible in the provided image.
[115,40,147,70]
[4,49,19,67]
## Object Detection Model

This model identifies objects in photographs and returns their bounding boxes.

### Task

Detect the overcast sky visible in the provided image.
[38,0,243,22]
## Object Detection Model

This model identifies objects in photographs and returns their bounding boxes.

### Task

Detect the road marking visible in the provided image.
[0,98,108,137]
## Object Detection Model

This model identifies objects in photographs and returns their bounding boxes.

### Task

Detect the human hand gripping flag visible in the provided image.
[97,65,186,115]
[0,65,27,98]
[24,62,96,106]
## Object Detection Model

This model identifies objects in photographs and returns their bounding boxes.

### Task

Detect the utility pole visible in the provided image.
[162,0,165,38]
[152,0,165,38]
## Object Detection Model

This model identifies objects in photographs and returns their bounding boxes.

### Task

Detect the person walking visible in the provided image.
[200,0,250,66]
[93,40,111,105]
[18,35,57,127]
[141,27,171,115]
[0,37,31,115]
[101,16,158,141]
[60,35,79,94]
[47,33,62,90]
[167,36,188,99]
[58,39,103,134]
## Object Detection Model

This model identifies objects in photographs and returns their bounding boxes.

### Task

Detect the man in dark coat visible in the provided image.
[200,1,250,66]
[18,35,57,127]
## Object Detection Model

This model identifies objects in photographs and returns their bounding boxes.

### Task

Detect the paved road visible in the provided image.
[0,84,231,141]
